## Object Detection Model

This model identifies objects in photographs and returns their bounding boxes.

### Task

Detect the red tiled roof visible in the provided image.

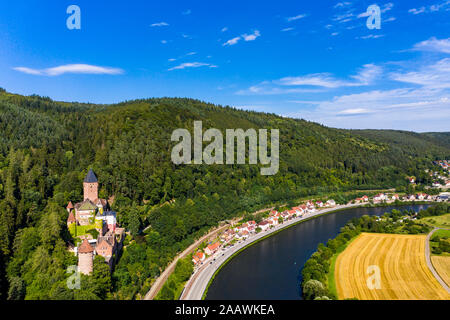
[67,211,76,224]
[67,201,74,209]
[78,239,94,254]
[207,242,220,251]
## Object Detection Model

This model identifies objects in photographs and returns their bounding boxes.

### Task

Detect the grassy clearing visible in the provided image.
[327,235,360,299]
[420,214,450,229]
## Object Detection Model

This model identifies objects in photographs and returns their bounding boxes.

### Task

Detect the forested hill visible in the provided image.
[0,88,449,300]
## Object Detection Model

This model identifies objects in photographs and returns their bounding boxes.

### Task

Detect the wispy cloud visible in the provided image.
[168,62,217,71]
[357,34,385,39]
[287,14,307,22]
[13,64,124,76]
[242,30,261,41]
[409,1,450,14]
[182,9,191,15]
[223,30,261,46]
[151,22,169,27]
[412,37,450,53]
[221,27,228,32]
[390,58,450,89]
[277,64,382,88]
[236,64,382,95]
[334,2,352,9]
[223,36,241,46]
[281,27,295,32]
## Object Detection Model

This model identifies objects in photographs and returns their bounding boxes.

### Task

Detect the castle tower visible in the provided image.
[66,201,74,213]
[78,239,94,275]
[83,169,98,202]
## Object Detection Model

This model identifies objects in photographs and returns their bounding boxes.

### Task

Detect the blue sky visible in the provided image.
[0,0,449,132]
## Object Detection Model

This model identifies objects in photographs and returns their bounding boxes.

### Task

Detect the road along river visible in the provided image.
[182,203,432,300]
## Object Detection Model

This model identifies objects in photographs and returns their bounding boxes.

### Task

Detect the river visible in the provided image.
[205,204,431,300]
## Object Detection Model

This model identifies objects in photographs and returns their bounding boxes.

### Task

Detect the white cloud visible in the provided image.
[223,36,241,46]
[168,58,176,62]
[334,2,352,9]
[390,58,450,89]
[221,27,228,32]
[277,64,382,88]
[287,14,307,22]
[287,87,450,131]
[281,27,294,32]
[151,22,169,27]
[409,1,450,14]
[13,64,124,76]
[168,62,217,71]
[186,52,197,56]
[242,30,261,41]
[358,34,385,39]
[412,37,450,53]
[161,40,168,44]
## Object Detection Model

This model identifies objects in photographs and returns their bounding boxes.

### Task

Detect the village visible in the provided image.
[428,160,450,188]
[191,190,449,268]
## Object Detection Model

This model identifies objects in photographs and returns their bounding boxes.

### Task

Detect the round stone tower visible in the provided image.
[78,239,94,275]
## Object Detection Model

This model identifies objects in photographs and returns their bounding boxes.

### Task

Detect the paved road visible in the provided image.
[181,203,365,300]
[144,206,276,300]
[425,228,450,293]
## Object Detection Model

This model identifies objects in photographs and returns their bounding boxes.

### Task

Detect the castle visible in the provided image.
[66,169,125,275]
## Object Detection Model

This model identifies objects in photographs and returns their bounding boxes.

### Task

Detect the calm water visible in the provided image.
[206,204,431,300]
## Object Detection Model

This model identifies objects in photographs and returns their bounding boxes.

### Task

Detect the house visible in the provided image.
[258,221,270,231]
[409,177,415,184]
[391,194,400,201]
[362,195,369,202]
[192,251,206,264]
[221,229,235,242]
[416,193,427,200]
[408,195,416,201]
[326,199,336,207]
[373,194,386,202]
[205,242,221,256]
[315,201,324,208]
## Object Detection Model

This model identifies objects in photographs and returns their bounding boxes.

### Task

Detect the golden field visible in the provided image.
[335,233,450,300]
[431,256,450,287]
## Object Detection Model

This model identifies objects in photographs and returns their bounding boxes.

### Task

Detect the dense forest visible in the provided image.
[0,88,449,300]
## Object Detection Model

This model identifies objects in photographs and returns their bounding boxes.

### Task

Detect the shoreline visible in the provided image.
[181,200,435,300]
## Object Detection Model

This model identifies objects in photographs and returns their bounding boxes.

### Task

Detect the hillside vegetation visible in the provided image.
[0,89,449,299]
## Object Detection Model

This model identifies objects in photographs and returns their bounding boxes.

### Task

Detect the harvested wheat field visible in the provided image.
[335,233,450,300]
[431,256,450,287]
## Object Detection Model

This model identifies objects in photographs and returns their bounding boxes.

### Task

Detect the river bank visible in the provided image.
[181,201,436,300]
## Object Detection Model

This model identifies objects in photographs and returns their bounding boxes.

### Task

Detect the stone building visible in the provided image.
[78,239,94,275]
[67,169,125,274]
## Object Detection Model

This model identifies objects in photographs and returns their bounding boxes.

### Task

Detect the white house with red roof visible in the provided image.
[391,194,400,201]
[205,242,221,256]
[258,221,270,231]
